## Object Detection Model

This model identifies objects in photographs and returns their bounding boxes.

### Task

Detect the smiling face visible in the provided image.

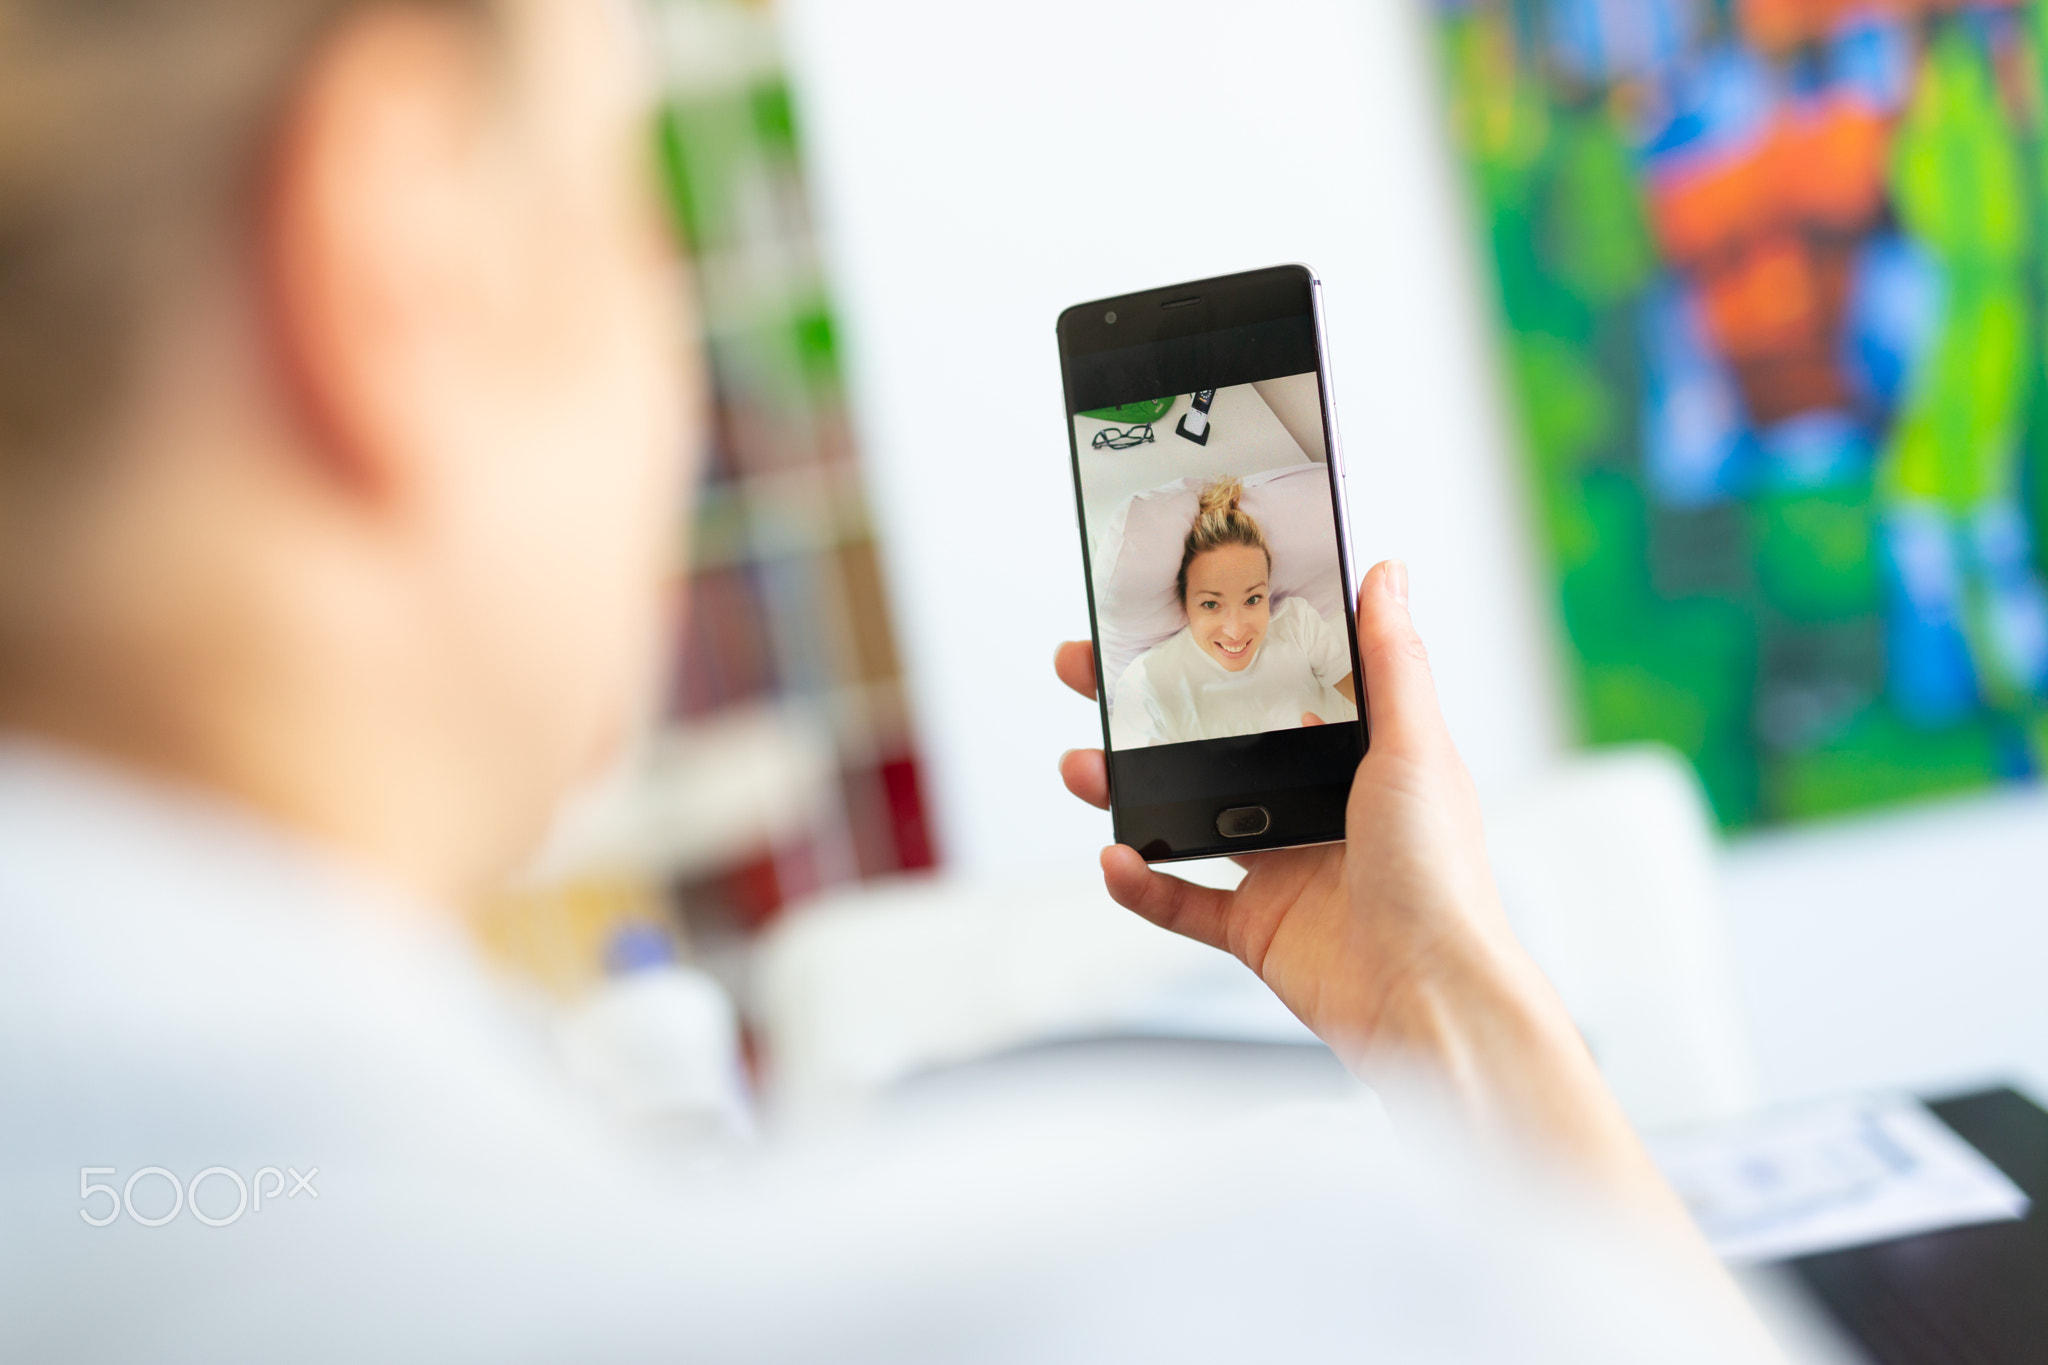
[1184,543,1272,671]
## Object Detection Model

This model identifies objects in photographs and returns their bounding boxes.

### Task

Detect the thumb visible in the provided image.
[1355,560,1450,756]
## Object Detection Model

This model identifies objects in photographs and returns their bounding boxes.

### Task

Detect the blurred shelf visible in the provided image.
[487,0,938,1004]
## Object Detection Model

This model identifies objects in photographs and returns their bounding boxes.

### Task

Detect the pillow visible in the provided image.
[1094,463,1349,712]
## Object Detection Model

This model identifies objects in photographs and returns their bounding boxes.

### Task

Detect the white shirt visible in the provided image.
[1111,596,1357,749]
[0,741,1756,1363]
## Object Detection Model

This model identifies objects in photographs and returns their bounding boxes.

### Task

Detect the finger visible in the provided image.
[1053,640,1098,701]
[1355,559,1449,756]
[1301,712,1325,727]
[1100,844,1233,953]
[1059,747,1110,810]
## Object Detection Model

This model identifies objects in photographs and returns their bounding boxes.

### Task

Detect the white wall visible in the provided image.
[779,0,2048,1103]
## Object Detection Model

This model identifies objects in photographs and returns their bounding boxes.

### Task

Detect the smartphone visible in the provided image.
[1058,264,1368,862]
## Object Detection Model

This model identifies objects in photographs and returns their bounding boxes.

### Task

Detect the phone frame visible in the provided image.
[1057,263,1369,863]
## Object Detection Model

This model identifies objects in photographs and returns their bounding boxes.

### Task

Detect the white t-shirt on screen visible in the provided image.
[1111,596,1357,749]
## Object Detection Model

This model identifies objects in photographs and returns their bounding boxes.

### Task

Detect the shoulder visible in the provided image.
[1113,640,1165,709]
[1125,628,1194,681]
[1113,629,1197,723]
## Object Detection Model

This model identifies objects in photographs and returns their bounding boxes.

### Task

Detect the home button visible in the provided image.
[1216,806,1271,839]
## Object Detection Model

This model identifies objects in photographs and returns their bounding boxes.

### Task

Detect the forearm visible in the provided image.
[1351,931,1780,1354]
[1362,937,1676,1216]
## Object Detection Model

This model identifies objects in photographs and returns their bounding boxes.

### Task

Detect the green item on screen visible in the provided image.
[1082,396,1176,425]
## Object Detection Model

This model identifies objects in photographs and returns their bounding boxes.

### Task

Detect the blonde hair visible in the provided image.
[0,0,491,481]
[1177,477,1271,604]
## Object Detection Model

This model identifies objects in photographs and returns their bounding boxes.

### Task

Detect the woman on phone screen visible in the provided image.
[1110,478,1357,749]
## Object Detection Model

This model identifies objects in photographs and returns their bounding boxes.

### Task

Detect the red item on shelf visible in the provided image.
[879,755,936,872]
[721,853,784,932]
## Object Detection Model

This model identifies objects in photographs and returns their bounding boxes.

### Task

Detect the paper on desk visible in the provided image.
[1648,1093,2030,1264]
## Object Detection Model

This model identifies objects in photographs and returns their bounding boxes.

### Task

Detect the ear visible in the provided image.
[261,4,499,512]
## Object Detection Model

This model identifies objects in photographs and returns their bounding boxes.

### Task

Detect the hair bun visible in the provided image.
[1196,477,1243,520]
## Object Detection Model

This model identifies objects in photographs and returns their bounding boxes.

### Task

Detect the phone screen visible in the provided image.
[1059,265,1366,861]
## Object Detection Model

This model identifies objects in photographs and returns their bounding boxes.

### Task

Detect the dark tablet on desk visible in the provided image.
[1794,1086,2048,1364]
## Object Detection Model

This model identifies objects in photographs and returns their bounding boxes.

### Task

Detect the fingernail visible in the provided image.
[1059,749,1076,768]
[1384,559,1409,606]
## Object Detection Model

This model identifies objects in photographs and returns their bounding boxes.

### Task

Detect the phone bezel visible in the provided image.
[1057,263,1369,863]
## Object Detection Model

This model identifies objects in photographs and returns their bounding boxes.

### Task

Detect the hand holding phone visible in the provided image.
[1054,565,1776,1347]
[1055,562,1712,1243]
[1057,561,1521,1073]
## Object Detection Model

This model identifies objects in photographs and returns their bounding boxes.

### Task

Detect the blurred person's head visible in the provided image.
[0,0,697,901]
[1178,478,1271,671]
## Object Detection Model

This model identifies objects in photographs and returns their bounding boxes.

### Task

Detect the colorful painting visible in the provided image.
[1437,0,2048,826]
